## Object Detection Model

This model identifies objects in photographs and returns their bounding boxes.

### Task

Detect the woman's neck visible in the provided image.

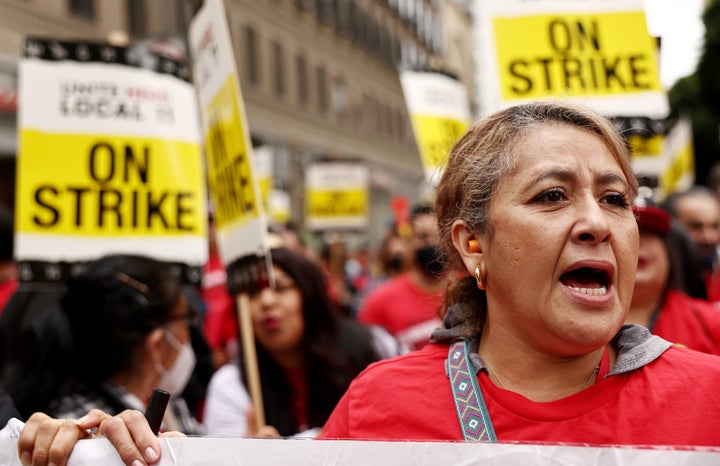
[477,329,611,402]
[113,368,158,406]
[270,349,304,369]
[627,289,663,327]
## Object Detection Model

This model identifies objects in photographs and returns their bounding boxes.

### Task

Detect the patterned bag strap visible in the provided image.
[446,340,497,442]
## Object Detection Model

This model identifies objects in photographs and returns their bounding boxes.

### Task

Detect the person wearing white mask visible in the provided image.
[3,254,203,435]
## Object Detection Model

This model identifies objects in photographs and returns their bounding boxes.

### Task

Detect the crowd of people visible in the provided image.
[2,101,720,465]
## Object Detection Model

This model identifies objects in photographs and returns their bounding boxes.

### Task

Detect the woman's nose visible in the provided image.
[256,287,278,306]
[574,199,612,244]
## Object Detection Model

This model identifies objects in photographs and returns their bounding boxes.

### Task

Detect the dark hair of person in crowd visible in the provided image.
[0,203,13,263]
[662,185,718,218]
[376,226,408,277]
[434,102,637,337]
[410,203,435,222]
[61,255,182,386]
[664,220,709,300]
[238,247,379,436]
[2,255,184,418]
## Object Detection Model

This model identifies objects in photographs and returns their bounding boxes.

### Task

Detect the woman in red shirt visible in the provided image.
[629,199,720,355]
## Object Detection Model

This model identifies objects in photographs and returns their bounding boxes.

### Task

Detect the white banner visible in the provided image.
[1,437,719,466]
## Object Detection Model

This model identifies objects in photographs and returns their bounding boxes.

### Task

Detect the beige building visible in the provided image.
[0,0,475,246]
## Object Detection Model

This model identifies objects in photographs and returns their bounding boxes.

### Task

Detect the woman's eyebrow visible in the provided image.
[596,172,629,189]
[530,168,575,186]
[529,170,628,189]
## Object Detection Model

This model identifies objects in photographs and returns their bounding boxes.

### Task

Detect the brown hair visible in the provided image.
[434,101,638,339]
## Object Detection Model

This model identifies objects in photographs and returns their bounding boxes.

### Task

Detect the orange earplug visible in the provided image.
[468,239,480,253]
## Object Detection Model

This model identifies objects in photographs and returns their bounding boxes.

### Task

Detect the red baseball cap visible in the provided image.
[632,201,671,235]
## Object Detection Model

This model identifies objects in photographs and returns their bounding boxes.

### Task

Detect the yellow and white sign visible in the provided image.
[305,162,369,230]
[15,52,207,265]
[475,0,668,117]
[252,145,274,215]
[400,70,470,186]
[658,115,695,200]
[269,189,291,226]
[189,0,266,265]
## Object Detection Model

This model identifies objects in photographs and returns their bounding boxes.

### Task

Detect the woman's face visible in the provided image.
[250,264,305,357]
[633,231,669,303]
[480,124,638,356]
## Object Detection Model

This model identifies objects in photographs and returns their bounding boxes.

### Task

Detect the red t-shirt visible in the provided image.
[653,289,720,355]
[357,273,443,351]
[320,342,720,447]
[706,268,720,303]
[0,278,18,316]
[285,367,308,431]
[201,255,237,353]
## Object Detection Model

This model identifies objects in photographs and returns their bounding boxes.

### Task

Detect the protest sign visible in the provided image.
[269,189,291,226]
[189,0,266,266]
[15,38,206,281]
[305,161,369,231]
[475,0,668,118]
[400,70,470,186]
[658,115,694,199]
[252,145,273,215]
[189,0,270,429]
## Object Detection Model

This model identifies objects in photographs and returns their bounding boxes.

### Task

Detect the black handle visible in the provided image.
[144,388,170,435]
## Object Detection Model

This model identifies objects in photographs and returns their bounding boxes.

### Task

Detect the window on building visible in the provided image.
[296,54,308,106]
[127,0,146,36]
[243,25,260,86]
[363,94,380,134]
[316,65,328,112]
[271,41,285,96]
[332,0,344,30]
[70,0,95,20]
[331,75,347,120]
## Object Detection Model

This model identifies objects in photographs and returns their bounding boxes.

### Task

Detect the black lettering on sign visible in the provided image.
[89,142,149,184]
[310,192,362,217]
[206,116,256,225]
[33,185,60,226]
[29,185,197,232]
[29,140,197,232]
[67,186,90,226]
[548,18,600,53]
[211,151,256,226]
[98,189,122,227]
[505,17,652,95]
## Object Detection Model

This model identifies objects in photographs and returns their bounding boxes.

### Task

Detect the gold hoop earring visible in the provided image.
[474,264,485,290]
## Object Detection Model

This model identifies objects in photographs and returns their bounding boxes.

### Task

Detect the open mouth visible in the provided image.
[560,267,611,296]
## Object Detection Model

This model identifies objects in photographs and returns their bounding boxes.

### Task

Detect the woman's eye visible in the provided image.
[535,189,565,203]
[604,193,629,208]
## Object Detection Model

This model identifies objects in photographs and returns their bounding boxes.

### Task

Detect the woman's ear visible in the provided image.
[451,220,484,272]
[145,328,166,364]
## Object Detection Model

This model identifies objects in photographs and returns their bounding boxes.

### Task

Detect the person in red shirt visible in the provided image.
[663,186,720,302]
[201,214,238,369]
[357,204,448,351]
[203,247,383,438]
[318,102,720,445]
[0,203,18,315]
[628,199,720,355]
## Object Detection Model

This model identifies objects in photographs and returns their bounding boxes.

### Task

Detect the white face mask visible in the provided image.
[157,330,196,396]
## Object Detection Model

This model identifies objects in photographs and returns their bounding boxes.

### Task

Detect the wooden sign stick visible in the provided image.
[236,292,265,430]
